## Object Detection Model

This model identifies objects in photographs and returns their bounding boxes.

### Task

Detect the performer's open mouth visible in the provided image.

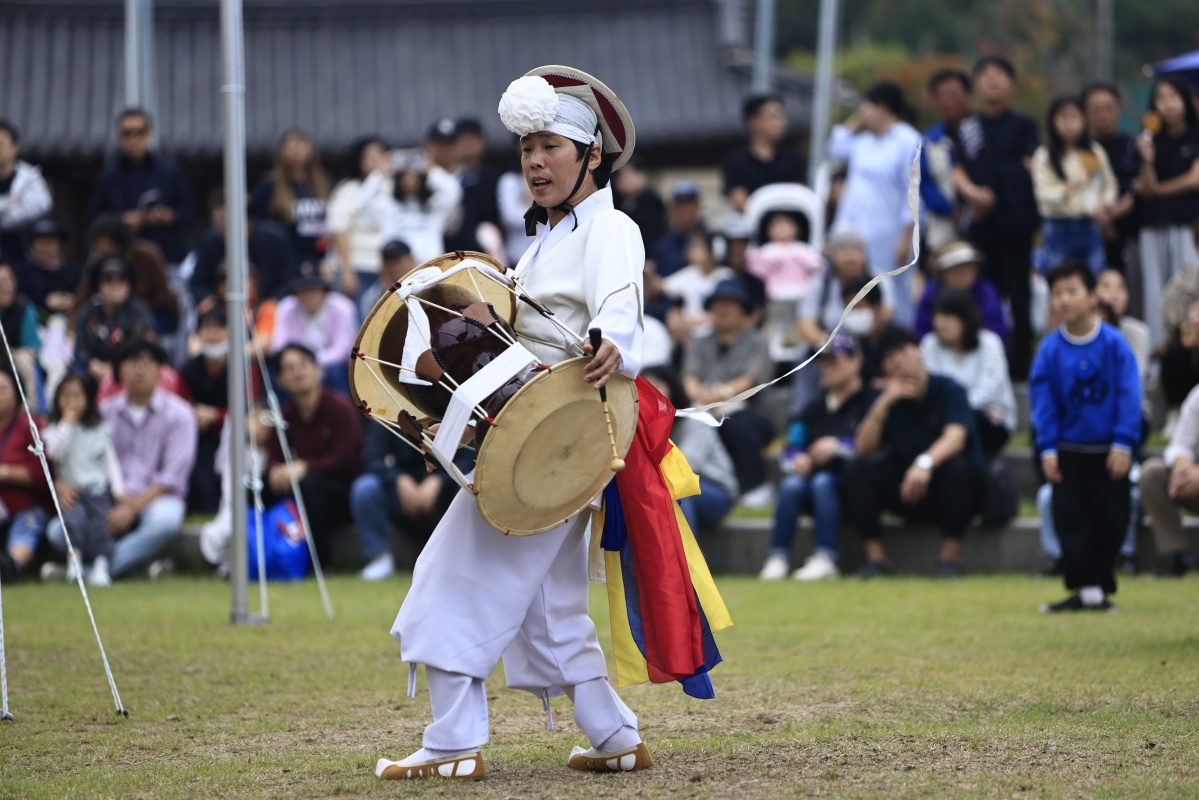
[531,177,552,194]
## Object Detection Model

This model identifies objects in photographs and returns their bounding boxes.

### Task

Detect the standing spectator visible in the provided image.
[42,374,121,586]
[0,369,49,582]
[448,118,501,256]
[0,120,53,265]
[828,82,922,325]
[264,344,363,567]
[359,239,416,321]
[722,94,806,214]
[1030,262,1141,612]
[1140,382,1199,576]
[661,232,733,346]
[1082,83,1140,272]
[761,335,874,582]
[954,56,1040,379]
[919,288,1016,456]
[650,181,707,279]
[844,326,984,578]
[190,187,299,305]
[74,257,154,385]
[350,409,474,581]
[179,304,229,515]
[497,160,535,266]
[682,279,774,506]
[0,259,41,407]
[250,129,330,269]
[921,70,973,250]
[1032,96,1118,275]
[327,136,390,305]
[89,108,194,267]
[360,149,462,264]
[270,268,358,395]
[745,211,823,302]
[1134,77,1199,348]
[1095,269,1151,394]
[796,227,870,350]
[612,157,667,253]
[914,240,1007,343]
[77,215,179,336]
[20,216,82,319]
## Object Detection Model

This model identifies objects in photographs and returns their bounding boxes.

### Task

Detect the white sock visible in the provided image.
[597,725,641,753]
[1079,586,1105,606]
[404,746,471,763]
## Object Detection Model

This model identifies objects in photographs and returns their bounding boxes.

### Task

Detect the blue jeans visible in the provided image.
[676,477,735,534]
[769,470,841,561]
[1039,218,1106,275]
[350,473,403,560]
[3,507,48,555]
[1037,482,1138,559]
[48,496,184,578]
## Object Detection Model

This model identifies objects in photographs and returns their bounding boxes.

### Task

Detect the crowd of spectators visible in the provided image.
[1,54,1198,589]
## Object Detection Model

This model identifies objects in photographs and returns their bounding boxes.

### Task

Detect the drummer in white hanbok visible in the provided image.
[377,66,652,781]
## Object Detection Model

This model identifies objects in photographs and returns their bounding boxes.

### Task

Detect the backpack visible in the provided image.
[246,498,313,581]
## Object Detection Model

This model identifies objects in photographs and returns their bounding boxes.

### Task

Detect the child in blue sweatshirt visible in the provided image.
[1030,260,1142,612]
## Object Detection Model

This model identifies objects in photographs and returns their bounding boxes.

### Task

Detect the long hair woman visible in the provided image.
[250,129,331,269]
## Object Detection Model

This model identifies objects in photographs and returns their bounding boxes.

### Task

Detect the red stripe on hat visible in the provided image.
[541,73,627,155]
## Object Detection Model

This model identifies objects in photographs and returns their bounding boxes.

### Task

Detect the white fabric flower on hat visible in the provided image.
[498,76,560,136]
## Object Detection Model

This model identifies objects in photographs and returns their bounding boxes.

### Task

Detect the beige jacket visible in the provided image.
[1032,143,1118,219]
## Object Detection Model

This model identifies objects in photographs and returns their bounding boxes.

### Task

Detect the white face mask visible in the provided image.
[200,340,229,361]
[842,309,874,336]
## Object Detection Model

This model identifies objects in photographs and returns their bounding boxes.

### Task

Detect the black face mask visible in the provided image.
[523,129,600,236]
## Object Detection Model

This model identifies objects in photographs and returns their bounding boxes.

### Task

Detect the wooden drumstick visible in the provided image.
[589,328,625,472]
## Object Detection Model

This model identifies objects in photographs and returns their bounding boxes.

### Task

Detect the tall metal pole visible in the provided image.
[809,0,839,186]
[751,0,776,94]
[221,0,252,624]
[124,0,155,115]
[1096,0,1114,82]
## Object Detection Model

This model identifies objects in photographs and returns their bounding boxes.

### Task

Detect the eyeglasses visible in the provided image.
[119,127,149,139]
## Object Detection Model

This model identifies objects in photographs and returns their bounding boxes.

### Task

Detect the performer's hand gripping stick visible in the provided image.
[589,328,625,472]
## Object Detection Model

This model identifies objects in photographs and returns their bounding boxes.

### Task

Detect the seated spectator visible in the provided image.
[1140,382,1199,576]
[746,211,823,302]
[661,232,734,346]
[20,216,82,319]
[76,215,179,335]
[796,226,870,350]
[682,279,774,506]
[250,129,330,269]
[844,326,983,578]
[179,304,230,514]
[1157,266,1199,434]
[0,120,54,266]
[643,366,738,534]
[43,374,121,586]
[761,334,874,582]
[0,259,41,407]
[264,344,363,567]
[919,288,1016,456]
[190,187,299,305]
[0,368,49,582]
[350,414,474,581]
[74,256,155,385]
[271,267,358,395]
[47,340,197,579]
[1095,269,1151,391]
[841,276,906,387]
[650,181,708,279]
[914,241,1007,344]
[359,239,416,321]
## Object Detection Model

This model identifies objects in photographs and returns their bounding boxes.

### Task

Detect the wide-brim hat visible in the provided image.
[523,65,636,171]
[933,240,985,272]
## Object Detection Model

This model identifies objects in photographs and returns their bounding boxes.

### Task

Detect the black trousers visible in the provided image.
[188,433,222,515]
[1160,343,1199,408]
[843,452,981,542]
[975,411,1011,458]
[261,469,354,567]
[1052,451,1130,595]
[717,410,775,493]
[972,229,1033,379]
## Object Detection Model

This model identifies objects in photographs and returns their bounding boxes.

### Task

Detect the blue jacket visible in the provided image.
[1029,321,1142,456]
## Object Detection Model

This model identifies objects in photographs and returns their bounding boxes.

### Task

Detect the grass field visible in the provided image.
[1,573,1197,799]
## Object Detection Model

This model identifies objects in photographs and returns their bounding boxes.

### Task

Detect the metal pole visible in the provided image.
[1096,0,1114,83]
[124,0,155,115]
[221,0,252,624]
[809,0,839,186]
[751,0,776,94]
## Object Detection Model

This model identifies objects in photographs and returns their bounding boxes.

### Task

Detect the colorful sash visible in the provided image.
[597,378,732,699]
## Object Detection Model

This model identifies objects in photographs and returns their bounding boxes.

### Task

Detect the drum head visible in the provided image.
[474,358,638,535]
[350,251,514,424]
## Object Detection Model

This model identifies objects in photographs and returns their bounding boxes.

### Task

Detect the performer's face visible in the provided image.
[521,132,596,208]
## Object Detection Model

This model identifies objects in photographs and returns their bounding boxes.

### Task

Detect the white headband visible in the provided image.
[498,76,601,148]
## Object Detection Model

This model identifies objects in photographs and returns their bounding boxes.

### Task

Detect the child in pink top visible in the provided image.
[746,212,823,301]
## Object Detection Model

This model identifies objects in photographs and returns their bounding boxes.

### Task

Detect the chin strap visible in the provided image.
[523,128,600,236]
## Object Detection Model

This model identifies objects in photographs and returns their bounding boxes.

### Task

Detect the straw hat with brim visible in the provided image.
[286,275,330,295]
[933,241,986,272]
[524,65,636,171]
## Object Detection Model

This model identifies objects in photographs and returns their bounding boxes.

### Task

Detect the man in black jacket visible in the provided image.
[90,108,195,266]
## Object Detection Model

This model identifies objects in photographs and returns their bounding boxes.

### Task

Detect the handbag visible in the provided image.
[246,498,313,581]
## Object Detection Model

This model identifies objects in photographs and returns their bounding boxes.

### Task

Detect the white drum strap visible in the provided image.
[431,343,538,465]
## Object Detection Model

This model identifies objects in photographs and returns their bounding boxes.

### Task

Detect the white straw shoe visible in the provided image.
[375,749,484,780]
[567,742,653,772]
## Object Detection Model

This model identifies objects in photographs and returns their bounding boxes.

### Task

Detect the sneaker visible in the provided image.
[934,560,964,579]
[1039,593,1116,613]
[64,557,82,583]
[1169,550,1197,577]
[739,484,774,509]
[856,560,895,579]
[87,557,112,588]
[360,552,396,582]
[148,559,174,580]
[39,561,67,582]
[792,552,839,581]
[758,554,790,581]
[1118,554,1139,577]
